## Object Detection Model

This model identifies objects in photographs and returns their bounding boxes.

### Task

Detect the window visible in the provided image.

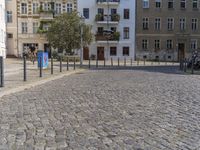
[123,27,129,39]
[22,22,28,34]
[32,3,39,14]
[143,0,149,8]
[143,18,149,30]
[124,9,129,19]
[192,18,198,31]
[7,11,12,23]
[168,0,174,8]
[7,33,13,38]
[67,3,73,13]
[180,18,186,31]
[142,39,148,49]
[155,40,160,49]
[180,0,186,9]
[97,27,103,34]
[167,18,174,30]
[193,0,198,9]
[33,22,39,33]
[191,40,197,49]
[83,8,89,19]
[166,40,173,49]
[55,3,62,14]
[110,47,117,56]
[123,47,129,56]
[43,24,49,31]
[111,27,117,32]
[44,3,51,11]
[155,0,161,8]
[155,18,161,30]
[21,3,27,14]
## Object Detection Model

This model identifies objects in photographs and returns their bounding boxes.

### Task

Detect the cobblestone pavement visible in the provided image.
[0,67,200,150]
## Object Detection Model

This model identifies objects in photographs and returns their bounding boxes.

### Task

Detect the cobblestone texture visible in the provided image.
[0,68,200,150]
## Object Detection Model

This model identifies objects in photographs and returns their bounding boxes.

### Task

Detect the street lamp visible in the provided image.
[79,13,85,66]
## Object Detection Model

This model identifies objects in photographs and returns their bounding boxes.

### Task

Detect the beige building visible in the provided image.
[136,0,200,61]
[0,0,6,58]
[6,0,77,57]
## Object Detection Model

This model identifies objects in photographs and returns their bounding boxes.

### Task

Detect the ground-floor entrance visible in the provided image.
[178,43,185,61]
[97,47,105,60]
[83,47,89,60]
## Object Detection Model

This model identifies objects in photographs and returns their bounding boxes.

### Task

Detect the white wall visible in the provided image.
[77,0,136,60]
[0,0,6,58]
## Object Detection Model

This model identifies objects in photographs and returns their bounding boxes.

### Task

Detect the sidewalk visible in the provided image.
[0,58,85,98]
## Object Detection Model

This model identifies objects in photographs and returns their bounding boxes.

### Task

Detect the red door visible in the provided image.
[97,47,104,60]
[83,47,89,60]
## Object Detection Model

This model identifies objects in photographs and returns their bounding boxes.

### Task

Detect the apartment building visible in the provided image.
[6,0,77,57]
[136,0,200,61]
[0,0,6,58]
[78,0,136,60]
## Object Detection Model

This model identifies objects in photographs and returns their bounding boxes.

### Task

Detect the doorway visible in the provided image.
[97,47,104,60]
[44,44,51,58]
[178,43,185,61]
[83,47,89,60]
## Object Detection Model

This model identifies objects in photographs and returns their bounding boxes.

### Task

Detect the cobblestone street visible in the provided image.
[0,67,200,150]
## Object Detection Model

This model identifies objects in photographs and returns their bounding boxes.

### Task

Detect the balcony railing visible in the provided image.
[95,14,120,22]
[97,0,120,2]
[95,32,120,41]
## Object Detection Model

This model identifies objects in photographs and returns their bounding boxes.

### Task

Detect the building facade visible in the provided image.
[0,0,6,58]
[6,0,77,57]
[136,0,200,61]
[78,0,136,60]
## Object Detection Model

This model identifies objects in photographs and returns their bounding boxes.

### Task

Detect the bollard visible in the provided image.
[60,56,62,72]
[89,58,91,69]
[118,57,120,67]
[158,59,160,65]
[124,58,126,66]
[151,60,153,66]
[39,56,42,77]
[51,56,53,74]
[137,59,139,66]
[191,59,194,74]
[96,58,98,68]
[0,56,4,87]
[104,58,106,67]
[23,56,27,81]
[183,58,187,72]
[111,58,113,66]
[131,58,133,66]
[67,57,69,71]
[144,58,146,66]
[74,57,76,70]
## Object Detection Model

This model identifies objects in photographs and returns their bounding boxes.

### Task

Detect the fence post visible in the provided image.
[124,58,126,66]
[184,58,187,72]
[131,58,133,66]
[111,58,113,66]
[118,57,120,67]
[51,56,53,74]
[0,56,4,87]
[67,57,69,71]
[89,58,91,68]
[40,56,42,77]
[74,57,76,70]
[96,58,98,68]
[60,56,62,72]
[23,56,27,81]
[191,59,194,74]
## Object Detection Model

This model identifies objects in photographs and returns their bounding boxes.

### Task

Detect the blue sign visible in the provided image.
[37,51,48,69]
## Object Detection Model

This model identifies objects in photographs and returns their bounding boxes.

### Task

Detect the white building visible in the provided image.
[78,0,136,60]
[0,0,6,58]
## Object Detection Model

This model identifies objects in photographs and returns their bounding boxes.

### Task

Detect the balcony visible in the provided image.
[96,0,120,6]
[95,14,120,24]
[95,31,120,43]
